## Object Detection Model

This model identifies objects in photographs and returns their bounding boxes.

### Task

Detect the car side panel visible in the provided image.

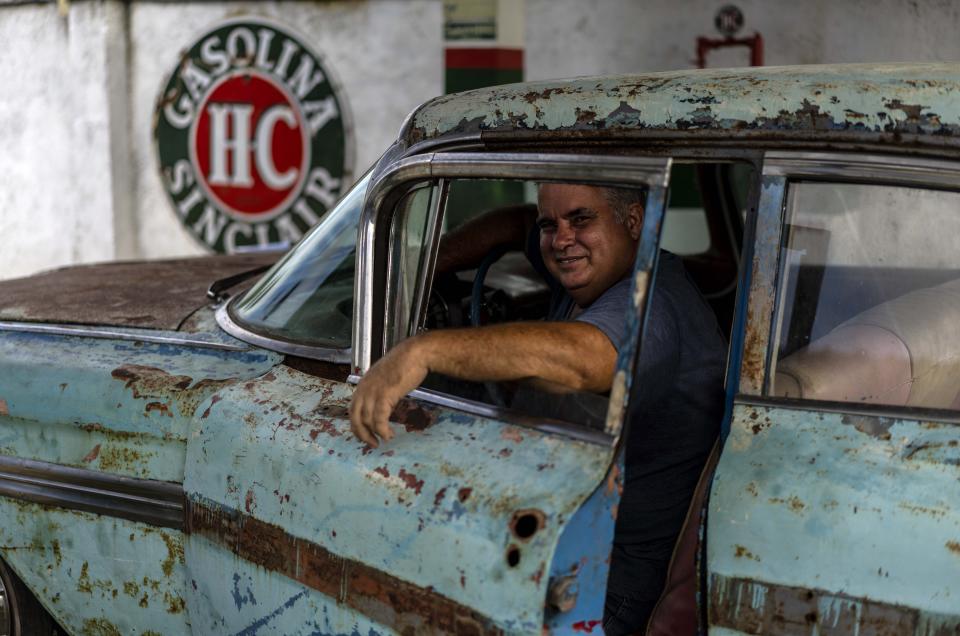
[0,325,281,634]
[0,328,279,481]
[0,500,189,635]
[184,363,615,633]
[707,403,960,633]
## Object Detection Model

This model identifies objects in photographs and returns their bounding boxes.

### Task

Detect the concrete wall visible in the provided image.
[0,0,442,279]
[3,0,960,279]
[525,0,960,80]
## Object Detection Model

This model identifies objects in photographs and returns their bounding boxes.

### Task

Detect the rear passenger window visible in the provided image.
[768,182,960,410]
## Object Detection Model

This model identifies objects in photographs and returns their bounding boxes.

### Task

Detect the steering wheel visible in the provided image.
[469,245,512,408]
[470,245,511,327]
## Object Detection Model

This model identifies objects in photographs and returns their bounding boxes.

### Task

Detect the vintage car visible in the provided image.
[1,62,960,635]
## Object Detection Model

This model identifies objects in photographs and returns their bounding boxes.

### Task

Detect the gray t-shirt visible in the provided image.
[530,241,726,614]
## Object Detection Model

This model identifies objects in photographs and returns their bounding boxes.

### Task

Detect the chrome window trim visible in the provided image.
[355,152,674,372]
[408,179,449,339]
[735,394,960,426]
[763,151,960,188]
[0,455,184,530]
[750,150,960,397]
[346,374,613,446]
[0,321,248,352]
[216,302,351,364]
[409,388,613,446]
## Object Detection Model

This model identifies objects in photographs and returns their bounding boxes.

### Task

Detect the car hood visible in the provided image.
[0,253,280,330]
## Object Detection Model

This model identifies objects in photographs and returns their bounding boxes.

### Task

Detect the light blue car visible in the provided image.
[1,63,959,635]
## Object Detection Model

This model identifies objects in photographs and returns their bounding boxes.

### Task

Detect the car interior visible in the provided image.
[403,161,753,431]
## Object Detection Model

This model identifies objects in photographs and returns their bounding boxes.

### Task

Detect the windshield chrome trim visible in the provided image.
[0,321,248,352]
[0,455,184,529]
[346,374,612,446]
[217,302,351,364]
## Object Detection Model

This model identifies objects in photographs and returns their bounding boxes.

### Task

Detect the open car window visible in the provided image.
[384,177,648,434]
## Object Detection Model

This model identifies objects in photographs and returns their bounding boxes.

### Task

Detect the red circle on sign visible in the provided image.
[191,71,308,221]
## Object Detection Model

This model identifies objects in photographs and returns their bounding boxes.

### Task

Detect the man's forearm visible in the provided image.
[414,322,616,392]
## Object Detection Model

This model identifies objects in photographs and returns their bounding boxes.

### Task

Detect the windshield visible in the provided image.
[229,170,371,349]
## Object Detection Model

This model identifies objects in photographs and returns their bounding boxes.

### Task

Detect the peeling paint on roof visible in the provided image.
[406,63,960,145]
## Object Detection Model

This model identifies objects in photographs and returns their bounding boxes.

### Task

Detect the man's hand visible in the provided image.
[349,338,429,447]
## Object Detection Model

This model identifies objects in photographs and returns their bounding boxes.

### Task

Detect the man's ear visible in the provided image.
[625,203,644,240]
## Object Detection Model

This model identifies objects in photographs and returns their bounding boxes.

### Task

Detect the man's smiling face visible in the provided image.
[537,184,643,307]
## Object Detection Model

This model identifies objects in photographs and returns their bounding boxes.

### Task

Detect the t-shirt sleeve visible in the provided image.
[576,278,681,406]
[574,278,632,351]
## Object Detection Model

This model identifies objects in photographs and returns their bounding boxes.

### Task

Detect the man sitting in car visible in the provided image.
[350,182,726,633]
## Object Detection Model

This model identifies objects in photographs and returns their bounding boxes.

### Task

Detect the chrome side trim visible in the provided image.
[0,321,248,352]
[763,151,960,187]
[0,456,184,530]
[216,303,351,364]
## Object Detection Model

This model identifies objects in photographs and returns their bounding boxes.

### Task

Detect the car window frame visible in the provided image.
[736,150,960,424]
[351,151,673,444]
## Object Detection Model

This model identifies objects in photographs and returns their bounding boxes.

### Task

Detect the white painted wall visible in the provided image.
[526,0,960,79]
[0,1,131,278]
[3,0,960,280]
[130,1,443,259]
[0,0,442,279]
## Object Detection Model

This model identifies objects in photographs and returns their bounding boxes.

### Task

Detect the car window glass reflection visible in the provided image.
[231,170,372,349]
[770,182,960,410]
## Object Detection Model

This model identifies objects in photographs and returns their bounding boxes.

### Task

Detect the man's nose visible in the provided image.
[552,222,575,250]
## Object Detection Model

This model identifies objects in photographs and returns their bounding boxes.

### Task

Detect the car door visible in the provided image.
[708,152,960,633]
[182,150,673,634]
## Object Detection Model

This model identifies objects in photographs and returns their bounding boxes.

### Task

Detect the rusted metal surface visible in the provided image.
[183,363,614,632]
[542,454,623,633]
[0,499,189,636]
[738,176,785,395]
[708,403,960,630]
[406,64,960,149]
[187,496,502,635]
[0,252,278,329]
[604,174,669,439]
[0,327,279,481]
[709,574,960,635]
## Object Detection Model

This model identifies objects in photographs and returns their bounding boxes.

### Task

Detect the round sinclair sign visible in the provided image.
[154,18,351,253]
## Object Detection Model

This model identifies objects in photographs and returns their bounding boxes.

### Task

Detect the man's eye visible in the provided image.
[538,222,556,232]
[572,215,590,225]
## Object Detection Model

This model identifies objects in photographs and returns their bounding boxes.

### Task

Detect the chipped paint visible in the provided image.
[184,363,615,632]
[0,500,190,635]
[709,574,960,634]
[187,497,501,634]
[407,64,960,149]
[0,327,280,480]
[709,403,960,626]
[738,177,785,395]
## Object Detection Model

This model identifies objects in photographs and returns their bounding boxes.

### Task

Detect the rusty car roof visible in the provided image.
[404,63,960,149]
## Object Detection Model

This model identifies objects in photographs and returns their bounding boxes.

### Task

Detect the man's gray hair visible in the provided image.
[602,187,647,225]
